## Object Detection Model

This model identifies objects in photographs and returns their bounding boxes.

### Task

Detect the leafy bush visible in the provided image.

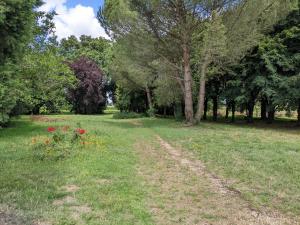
[113,112,144,119]
[146,107,156,117]
[31,124,103,161]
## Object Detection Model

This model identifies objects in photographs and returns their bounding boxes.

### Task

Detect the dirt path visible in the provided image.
[135,136,299,225]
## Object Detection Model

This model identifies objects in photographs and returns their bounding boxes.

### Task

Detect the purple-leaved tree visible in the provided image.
[68,57,106,114]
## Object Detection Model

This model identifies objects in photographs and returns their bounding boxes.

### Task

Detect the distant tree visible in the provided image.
[60,35,114,104]
[67,57,106,114]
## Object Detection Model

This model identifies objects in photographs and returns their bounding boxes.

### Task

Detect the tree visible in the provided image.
[100,0,296,124]
[67,57,107,114]
[60,35,114,104]
[0,0,41,125]
[0,0,42,64]
[20,49,74,114]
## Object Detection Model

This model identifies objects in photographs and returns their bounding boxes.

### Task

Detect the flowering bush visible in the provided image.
[31,125,91,161]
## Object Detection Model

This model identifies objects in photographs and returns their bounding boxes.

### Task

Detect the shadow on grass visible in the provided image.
[102,115,300,135]
[0,118,49,139]
[202,116,300,134]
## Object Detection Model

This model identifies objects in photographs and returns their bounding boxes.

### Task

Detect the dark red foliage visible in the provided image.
[67,57,106,114]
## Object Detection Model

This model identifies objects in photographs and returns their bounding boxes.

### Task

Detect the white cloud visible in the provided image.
[39,0,108,40]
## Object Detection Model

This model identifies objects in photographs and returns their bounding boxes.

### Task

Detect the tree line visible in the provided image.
[98,0,299,124]
[0,0,299,127]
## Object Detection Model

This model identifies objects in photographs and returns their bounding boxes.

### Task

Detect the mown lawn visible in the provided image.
[0,114,300,224]
[147,118,300,215]
[0,115,154,225]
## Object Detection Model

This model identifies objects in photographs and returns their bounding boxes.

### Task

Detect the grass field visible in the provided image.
[0,114,300,224]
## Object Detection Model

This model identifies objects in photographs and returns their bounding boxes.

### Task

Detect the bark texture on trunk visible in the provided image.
[213,96,218,121]
[203,98,208,120]
[267,108,275,124]
[231,101,236,123]
[225,105,229,119]
[298,100,300,125]
[182,42,194,124]
[247,102,255,123]
[145,86,152,109]
[261,98,267,121]
[195,55,210,122]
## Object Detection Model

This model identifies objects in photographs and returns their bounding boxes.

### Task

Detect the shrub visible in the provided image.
[146,107,156,117]
[31,125,93,161]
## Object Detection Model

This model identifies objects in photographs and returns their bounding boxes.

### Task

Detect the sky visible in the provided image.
[39,0,108,40]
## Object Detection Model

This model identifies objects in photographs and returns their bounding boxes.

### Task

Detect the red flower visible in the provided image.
[76,128,86,135]
[47,127,56,132]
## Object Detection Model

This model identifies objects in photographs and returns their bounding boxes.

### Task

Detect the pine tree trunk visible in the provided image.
[145,86,152,109]
[225,104,229,119]
[297,100,300,125]
[203,98,208,120]
[195,55,209,123]
[231,101,236,123]
[182,41,194,124]
[213,96,218,121]
[267,109,275,124]
[261,98,267,121]
[247,102,255,123]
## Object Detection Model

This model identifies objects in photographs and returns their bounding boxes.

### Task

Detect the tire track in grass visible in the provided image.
[135,135,299,225]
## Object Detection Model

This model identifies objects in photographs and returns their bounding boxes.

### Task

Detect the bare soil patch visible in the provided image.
[127,120,143,126]
[70,205,92,221]
[95,179,111,185]
[53,196,77,206]
[0,210,25,225]
[33,221,52,225]
[30,115,66,123]
[61,184,80,193]
[53,185,92,223]
[135,137,299,225]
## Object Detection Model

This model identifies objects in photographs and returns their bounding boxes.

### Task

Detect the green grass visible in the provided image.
[0,114,300,224]
[0,115,153,225]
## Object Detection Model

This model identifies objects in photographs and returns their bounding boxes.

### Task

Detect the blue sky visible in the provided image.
[39,0,107,40]
[66,0,104,12]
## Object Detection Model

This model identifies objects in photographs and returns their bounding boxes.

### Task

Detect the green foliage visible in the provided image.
[146,107,156,118]
[0,0,41,125]
[0,63,20,126]
[60,35,111,72]
[0,0,41,64]
[20,49,75,114]
[115,87,148,113]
